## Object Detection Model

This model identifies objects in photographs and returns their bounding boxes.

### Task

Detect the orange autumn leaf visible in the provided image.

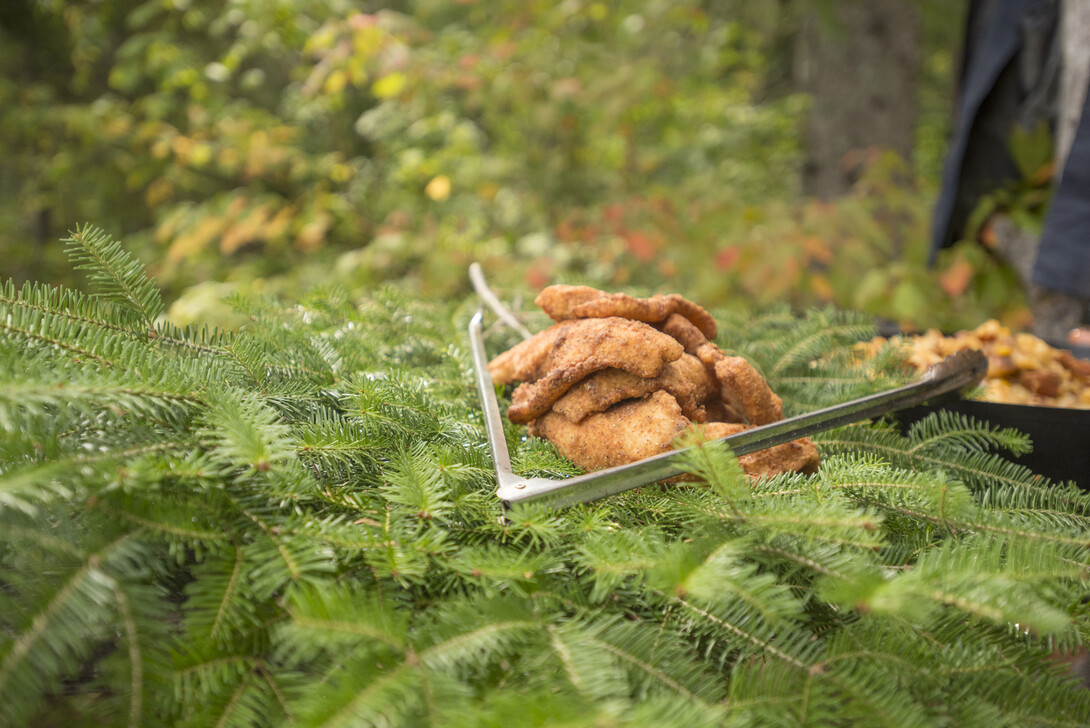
[716,247,740,271]
[939,259,974,297]
[624,230,657,262]
[979,221,999,249]
[526,265,549,289]
[802,235,833,264]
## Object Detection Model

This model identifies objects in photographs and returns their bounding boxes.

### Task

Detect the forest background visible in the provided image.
[0,0,1035,330]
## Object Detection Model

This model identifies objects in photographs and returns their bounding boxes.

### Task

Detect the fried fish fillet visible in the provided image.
[531,391,819,478]
[530,390,690,471]
[488,317,683,385]
[713,356,783,426]
[699,423,820,478]
[490,318,685,424]
[535,285,718,340]
[546,353,711,424]
[659,314,782,425]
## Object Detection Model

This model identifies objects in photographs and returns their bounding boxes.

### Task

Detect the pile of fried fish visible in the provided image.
[488,285,820,479]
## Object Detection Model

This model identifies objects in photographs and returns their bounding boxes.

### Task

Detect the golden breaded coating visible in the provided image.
[492,318,685,424]
[487,323,568,385]
[489,284,817,482]
[547,354,711,424]
[713,356,783,426]
[531,285,604,318]
[659,314,782,425]
[535,285,717,340]
[530,393,819,478]
[530,390,690,471]
[659,314,747,423]
[700,423,820,478]
[488,317,683,386]
[658,312,713,357]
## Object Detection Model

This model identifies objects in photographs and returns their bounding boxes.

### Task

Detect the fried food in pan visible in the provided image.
[535,285,718,340]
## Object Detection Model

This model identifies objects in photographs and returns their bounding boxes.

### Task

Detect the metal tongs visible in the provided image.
[467,264,988,509]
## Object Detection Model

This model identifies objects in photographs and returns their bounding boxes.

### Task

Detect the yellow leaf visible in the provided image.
[330,163,355,183]
[265,206,295,240]
[167,216,226,262]
[372,72,407,99]
[190,142,213,168]
[145,178,174,208]
[296,214,332,252]
[150,139,171,160]
[324,69,348,95]
[425,175,452,202]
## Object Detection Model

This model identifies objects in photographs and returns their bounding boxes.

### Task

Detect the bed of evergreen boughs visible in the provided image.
[3,226,1090,727]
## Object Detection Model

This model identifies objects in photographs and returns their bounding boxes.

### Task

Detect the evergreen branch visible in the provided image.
[662,592,810,670]
[905,411,1033,458]
[931,589,1006,622]
[63,224,163,329]
[289,615,406,649]
[0,381,203,427]
[670,538,806,624]
[0,279,138,338]
[0,530,136,698]
[417,619,539,668]
[857,498,1090,548]
[112,585,144,728]
[0,460,82,510]
[3,383,202,407]
[4,232,1090,724]
[767,317,875,378]
[585,634,703,703]
[241,506,302,581]
[751,544,856,583]
[817,424,1070,497]
[0,278,229,356]
[155,331,231,356]
[174,654,255,680]
[258,664,295,724]
[100,501,230,543]
[313,663,418,728]
[546,626,594,697]
[747,511,883,536]
[210,546,244,642]
[0,523,83,557]
[214,673,253,728]
[0,317,113,365]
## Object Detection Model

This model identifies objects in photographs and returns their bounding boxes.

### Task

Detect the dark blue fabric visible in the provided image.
[930,0,1047,255]
[1033,96,1090,296]
[931,0,1090,300]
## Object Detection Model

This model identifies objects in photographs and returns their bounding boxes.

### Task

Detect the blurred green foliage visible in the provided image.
[2,0,1016,331]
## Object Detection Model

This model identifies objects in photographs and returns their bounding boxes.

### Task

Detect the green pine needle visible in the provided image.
[3,231,1090,726]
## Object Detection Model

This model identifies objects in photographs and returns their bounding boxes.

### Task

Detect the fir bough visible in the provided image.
[1,226,1089,726]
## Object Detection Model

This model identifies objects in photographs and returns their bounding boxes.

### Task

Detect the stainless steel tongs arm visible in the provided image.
[468,307,987,510]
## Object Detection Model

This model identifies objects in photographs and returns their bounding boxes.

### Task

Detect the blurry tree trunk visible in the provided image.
[794,0,922,199]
